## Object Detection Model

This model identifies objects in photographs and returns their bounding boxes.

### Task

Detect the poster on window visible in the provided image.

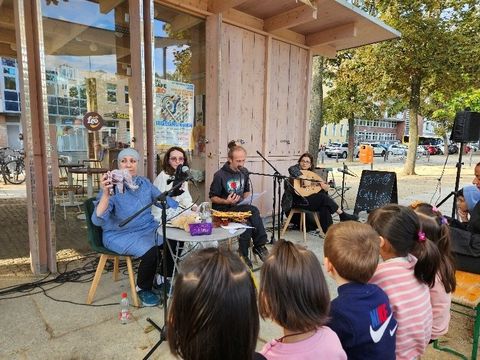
[154,79,194,151]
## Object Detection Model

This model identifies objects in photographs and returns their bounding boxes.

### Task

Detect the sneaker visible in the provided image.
[240,255,253,270]
[253,245,269,262]
[152,280,171,296]
[339,212,359,222]
[137,290,161,307]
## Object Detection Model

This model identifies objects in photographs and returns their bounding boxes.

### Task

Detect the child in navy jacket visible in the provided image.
[324,221,396,359]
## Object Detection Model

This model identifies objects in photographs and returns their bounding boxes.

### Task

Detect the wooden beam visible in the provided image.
[264,5,317,32]
[298,0,316,7]
[269,29,306,45]
[0,43,16,57]
[170,13,203,33]
[222,8,264,31]
[99,0,124,14]
[208,0,249,14]
[0,28,15,44]
[311,45,336,58]
[0,6,14,26]
[306,22,357,46]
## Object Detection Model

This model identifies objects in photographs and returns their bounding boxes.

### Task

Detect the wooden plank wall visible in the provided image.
[214,23,311,215]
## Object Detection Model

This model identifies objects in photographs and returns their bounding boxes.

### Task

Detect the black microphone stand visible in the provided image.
[435,142,465,218]
[119,177,190,360]
[255,151,284,243]
[253,151,309,243]
[340,163,347,211]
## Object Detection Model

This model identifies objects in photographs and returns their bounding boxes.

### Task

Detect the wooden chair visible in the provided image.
[84,198,139,307]
[281,208,322,243]
[433,270,480,359]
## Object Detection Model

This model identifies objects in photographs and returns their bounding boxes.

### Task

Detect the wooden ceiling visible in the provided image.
[0,0,16,58]
[0,0,400,60]
[210,0,400,57]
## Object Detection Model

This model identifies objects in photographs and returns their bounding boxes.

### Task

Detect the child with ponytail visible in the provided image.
[368,204,441,360]
[410,202,456,340]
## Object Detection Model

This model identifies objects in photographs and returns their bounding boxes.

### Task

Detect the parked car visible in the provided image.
[387,144,407,156]
[355,143,386,157]
[426,145,443,155]
[448,143,459,154]
[325,142,349,158]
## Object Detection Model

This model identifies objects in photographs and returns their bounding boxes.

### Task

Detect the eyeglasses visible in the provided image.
[169,157,184,162]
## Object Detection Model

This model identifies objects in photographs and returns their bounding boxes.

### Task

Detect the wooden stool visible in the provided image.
[434,270,480,359]
[281,208,322,243]
[87,254,139,308]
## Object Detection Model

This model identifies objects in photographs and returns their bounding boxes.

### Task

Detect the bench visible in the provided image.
[433,270,480,359]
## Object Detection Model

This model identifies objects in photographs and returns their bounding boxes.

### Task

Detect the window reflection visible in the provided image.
[41,0,131,163]
[153,4,206,198]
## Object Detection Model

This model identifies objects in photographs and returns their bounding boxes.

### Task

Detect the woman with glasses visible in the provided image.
[152,146,197,291]
[153,146,196,218]
[285,152,357,233]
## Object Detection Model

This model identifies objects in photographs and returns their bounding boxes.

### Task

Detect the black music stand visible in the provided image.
[436,142,465,218]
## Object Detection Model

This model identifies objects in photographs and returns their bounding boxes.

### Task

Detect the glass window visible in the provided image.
[41,0,131,162]
[4,77,16,90]
[107,83,117,103]
[124,85,129,103]
[4,92,18,101]
[3,67,16,76]
[5,101,19,112]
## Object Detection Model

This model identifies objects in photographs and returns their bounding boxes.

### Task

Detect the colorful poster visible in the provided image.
[154,79,194,150]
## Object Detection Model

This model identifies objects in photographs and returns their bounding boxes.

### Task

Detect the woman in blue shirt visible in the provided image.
[92,148,162,307]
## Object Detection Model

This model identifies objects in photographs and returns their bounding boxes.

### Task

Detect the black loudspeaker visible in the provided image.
[450,111,480,142]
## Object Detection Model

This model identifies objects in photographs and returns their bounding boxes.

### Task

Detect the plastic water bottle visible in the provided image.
[119,292,131,324]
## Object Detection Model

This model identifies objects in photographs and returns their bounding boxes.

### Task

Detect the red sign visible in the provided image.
[83,112,104,131]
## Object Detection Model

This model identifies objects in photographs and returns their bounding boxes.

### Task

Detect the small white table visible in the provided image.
[162,226,246,295]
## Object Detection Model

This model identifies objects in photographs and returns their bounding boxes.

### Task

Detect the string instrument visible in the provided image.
[291,170,326,197]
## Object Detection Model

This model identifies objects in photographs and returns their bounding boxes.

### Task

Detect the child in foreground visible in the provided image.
[259,239,346,360]
[324,221,396,359]
[368,204,441,360]
[167,247,266,360]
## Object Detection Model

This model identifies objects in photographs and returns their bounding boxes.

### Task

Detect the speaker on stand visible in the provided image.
[436,110,480,217]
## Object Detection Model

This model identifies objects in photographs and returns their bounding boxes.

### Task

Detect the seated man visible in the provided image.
[449,162,480,273]
[209,141,268,269]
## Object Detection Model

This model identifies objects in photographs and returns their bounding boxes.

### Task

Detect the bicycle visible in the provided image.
[0,148,26,185]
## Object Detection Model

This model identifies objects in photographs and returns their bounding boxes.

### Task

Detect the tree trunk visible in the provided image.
[403,75,421,175]
[347,114,355,161]
[309,57,324,165]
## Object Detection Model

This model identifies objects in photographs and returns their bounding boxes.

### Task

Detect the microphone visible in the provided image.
[180,165,193,181]
[238,166,249,175]
[166,165,182,185]
[337,167,357,177]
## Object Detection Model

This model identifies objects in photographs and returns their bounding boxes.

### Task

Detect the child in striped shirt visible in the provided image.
[410,202,456,340]
[368,204,441,360]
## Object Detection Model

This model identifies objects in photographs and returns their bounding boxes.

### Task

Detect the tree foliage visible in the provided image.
[353,0,479,174]
[323,53,381,161]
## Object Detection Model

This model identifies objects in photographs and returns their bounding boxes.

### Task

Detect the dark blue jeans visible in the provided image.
[229,204,268,258]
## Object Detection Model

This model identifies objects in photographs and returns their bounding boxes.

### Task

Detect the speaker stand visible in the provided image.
[436,142,464,218]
